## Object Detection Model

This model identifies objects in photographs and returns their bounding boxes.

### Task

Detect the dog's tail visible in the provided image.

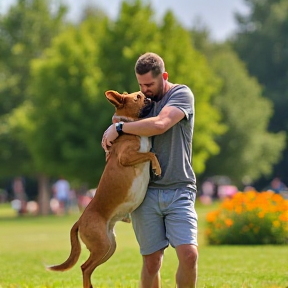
[46,221,81,272]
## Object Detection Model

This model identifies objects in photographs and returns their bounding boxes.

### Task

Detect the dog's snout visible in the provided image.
[144,97,151,104]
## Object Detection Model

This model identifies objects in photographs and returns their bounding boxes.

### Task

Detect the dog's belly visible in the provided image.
[111,162,150,220]
[127,162,150,208]
[111,136,151,221]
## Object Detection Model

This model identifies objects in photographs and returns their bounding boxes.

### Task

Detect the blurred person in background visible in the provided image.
[11,176,27,215]
[52,177,70,215]
[267,177,287,194]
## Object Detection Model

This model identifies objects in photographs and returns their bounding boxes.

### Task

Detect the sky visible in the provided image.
[0,0,249,41]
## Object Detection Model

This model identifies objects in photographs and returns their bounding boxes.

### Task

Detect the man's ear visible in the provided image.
[105,90,124,108]
[163,72,168,81]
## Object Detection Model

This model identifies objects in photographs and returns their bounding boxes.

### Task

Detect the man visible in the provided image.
[52,177,70,215]
[102,52,198,288]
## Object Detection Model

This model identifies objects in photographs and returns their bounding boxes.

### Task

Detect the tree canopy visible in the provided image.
[11,17,111,185]
[203,45,285,185]
[232,0,288,183]
[0,0,66,177]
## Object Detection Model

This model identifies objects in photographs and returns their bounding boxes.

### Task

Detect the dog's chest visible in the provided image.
[127,136,151,207]
[129,160,150,198]
[114,136,151,216]
[139,136,151,152]
[115,164,150,216]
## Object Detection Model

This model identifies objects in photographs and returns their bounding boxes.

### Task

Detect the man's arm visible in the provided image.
[102,106,185,149]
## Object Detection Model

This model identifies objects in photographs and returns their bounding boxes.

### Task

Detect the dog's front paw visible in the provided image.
[121,214,131,223]
[152,171,161,177]
[151,168,162,181]
[153,166,161,176]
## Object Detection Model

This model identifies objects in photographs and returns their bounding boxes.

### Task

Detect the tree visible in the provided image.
[232,0,288,183]
[0,0,66,115]
[8,15,111,213]
[0,0,67,178]
[203,46,285,186]
[12,16,111,185]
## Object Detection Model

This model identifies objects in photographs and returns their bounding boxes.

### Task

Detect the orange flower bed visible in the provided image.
[206,191,288,245]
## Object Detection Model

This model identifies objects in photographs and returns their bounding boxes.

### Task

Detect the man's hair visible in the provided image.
[135,52,165,77]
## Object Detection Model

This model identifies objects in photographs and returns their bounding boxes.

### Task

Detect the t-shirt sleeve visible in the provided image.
[166,85,194,121]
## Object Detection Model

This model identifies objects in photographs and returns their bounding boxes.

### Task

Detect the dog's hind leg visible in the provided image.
[81,233,116,288]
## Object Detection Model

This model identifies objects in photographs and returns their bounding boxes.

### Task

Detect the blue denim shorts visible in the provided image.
[131,187,198,255]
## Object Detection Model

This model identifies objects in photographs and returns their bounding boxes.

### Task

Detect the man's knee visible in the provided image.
[143,250,164,275]
[186,247,198,267]
[177,244,198,268]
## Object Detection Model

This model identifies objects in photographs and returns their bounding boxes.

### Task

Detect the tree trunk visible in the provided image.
[37,174,50,215]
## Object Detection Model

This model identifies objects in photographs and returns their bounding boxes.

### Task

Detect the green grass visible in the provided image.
[0,202,287,288]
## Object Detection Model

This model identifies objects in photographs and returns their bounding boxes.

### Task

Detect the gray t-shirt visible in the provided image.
[147,84,197,191]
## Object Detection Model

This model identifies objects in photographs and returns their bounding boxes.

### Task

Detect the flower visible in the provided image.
[206,191,288,245]
[225,218,233,227]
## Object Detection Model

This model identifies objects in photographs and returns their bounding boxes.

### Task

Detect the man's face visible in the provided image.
[136,71,164,100]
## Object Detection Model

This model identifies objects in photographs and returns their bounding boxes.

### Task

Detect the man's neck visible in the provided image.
[164,81,173,94]
[153,82,174,102]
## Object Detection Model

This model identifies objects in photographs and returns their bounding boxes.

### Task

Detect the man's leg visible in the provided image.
[140,249,164,288]
[175,244,198,288]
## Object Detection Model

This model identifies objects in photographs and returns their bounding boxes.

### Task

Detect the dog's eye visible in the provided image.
[134,93,143,101]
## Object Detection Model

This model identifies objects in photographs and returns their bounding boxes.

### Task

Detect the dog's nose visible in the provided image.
[144,97,151,104]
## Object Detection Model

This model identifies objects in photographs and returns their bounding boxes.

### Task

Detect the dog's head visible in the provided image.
[105,90,153,121]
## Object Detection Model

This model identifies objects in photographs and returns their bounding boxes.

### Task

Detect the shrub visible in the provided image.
[206,191,288,245]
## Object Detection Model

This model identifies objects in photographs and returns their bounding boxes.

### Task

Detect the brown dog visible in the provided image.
[47,90,161,288]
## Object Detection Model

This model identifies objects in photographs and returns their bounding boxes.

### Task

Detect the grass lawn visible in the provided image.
[0,201,287,288]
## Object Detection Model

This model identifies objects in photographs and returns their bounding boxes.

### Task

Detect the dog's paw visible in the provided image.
[121,214,131,223]
[153,172,161,177]
[151,169,162,181]
[152,167,161,176]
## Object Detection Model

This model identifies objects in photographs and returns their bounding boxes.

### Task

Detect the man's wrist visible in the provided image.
[115,121,124,136]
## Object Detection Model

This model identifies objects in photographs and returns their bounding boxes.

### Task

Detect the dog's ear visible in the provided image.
[105,90,124,108]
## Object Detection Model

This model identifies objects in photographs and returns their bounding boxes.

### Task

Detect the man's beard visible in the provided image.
[152,94,162,102]
[148,83,164,102]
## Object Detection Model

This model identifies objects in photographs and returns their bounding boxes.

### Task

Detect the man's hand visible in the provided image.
[101,124,118,152]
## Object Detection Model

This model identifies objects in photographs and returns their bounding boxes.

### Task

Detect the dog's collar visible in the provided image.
[112,115,136,122]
